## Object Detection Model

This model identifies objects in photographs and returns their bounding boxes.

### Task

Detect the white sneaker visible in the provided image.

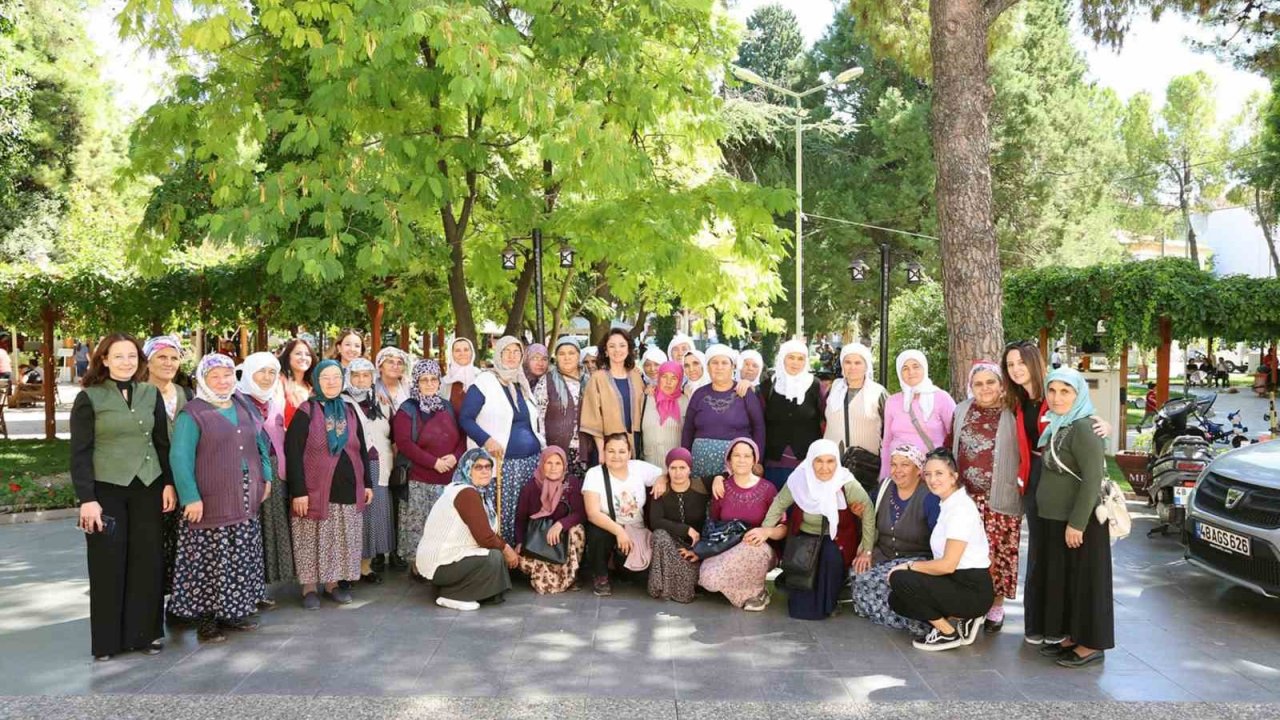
[912,628,965,652]
[436,596,480,612]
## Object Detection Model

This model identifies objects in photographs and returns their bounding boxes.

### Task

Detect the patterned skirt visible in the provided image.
[162,510,181,596]
[566,446,588,484]
[168,517,266,622]
[362,479,394,559]
[648,529,700,603]
[498,454,540,546]
[398,482,446,562]
[973,492,1022,600]
[698,541,775,608]
[291,503,363,585]
[517,524,586,594]
[851,556,931,636]
[260,484,295,584]
[691,438,733,480]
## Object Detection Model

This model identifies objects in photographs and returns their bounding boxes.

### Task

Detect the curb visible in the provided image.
[1,507,79,525]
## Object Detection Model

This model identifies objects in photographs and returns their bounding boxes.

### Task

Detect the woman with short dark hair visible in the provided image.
[580,329,644,459]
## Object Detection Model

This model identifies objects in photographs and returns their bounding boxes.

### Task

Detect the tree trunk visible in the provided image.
[930,0,1007,395]
[504,257,536,339]
[366,296,384,358]
[1257,187,1279,277]
[1179,160,1199,267]
[400,323,410,351]
[549,271,573,344]
[255,312,268,352]
[1118,346,1129,452]
[1156,316,1172,406]
[41,303,56,440]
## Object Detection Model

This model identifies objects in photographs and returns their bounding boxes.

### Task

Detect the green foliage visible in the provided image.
[736,3,805,91]
[886,281,949,393]
[0,439,70,479]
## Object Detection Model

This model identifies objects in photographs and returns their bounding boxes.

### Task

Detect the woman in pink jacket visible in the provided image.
[880,351,956,479]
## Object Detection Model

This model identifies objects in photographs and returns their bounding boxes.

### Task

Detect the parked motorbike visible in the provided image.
[1146,435,1214,537]
[1150,397,1205,457]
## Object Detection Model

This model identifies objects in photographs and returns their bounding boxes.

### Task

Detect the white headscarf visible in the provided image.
[442,337,479,390]
[703,344,737,388]
[771,339,814,404]
[826,343,886,417]
[683,349,710,390]
[896,349,939,418]
[667,334,695,363]
[737,349,764,386]
[641,347,668,384]
[237,351,282,404]
[491,335,534,400]
[785,439,856,539]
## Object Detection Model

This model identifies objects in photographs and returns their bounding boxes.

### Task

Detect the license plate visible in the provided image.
[1173,486,1193,507]
[1197,522,1252,556]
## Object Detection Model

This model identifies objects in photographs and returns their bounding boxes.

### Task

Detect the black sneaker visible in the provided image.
[958,617,980,645]
[912,628,964,652]
[361,572,384,585]
[1039,642,1075,658]
[370,555,386,572]
[593,577,613,597]
[388,554,409,571]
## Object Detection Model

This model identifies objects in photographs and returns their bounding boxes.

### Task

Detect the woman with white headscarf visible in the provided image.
[641,346,667,387]
[170,354,273,642]
[681,344,764,479]
[760,440,876,620]
[442,337,480,414]
[824,343,888,496]
[344,358,395,583]
[666,334,695,369]
[458,336,545,545]
[737,350,764,387]
[374,346,412,412]
[879,350,956,480]
[760,340,823,490]
[235,351,294,603]
[681,348,710,397]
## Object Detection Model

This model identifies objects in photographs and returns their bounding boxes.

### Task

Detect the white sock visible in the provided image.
[436,596,480,611]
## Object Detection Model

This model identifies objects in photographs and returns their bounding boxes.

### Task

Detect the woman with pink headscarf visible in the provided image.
[512,446,586,594]
[639,360,688,467]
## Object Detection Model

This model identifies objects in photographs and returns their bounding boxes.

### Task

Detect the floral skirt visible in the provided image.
[398,482,446,562]
[648,529,700,603]
[698,541,775,608]
[973,492,1021,600]
[691,438,733,480]
[517,524,586,594]
[169,517,266,622]
[362,479,394,559]
[260,484,295,584]
[851,556,931,636]
[498,454,540,546]
[291,503,363,585]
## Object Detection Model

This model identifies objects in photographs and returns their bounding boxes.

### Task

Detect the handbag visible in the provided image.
[840,388,882,498]
[390,403,457,499]
[522,514,569,565]
[691,519,748,559]
[1047,429,1132,542]
[779,517,828,591]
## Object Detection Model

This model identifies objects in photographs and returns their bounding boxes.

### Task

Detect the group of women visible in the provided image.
[72,329,1114,669]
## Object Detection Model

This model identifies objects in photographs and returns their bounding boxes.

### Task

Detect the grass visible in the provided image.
[0,439,70,478]
[1105,455,1134,495]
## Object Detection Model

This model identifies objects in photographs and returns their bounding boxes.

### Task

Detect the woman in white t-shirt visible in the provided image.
[582,433,663,597]
[887,448,994,652]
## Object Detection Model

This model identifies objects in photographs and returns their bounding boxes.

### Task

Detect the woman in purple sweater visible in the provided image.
[394,359,467,577]
[880,351,957,479]
[513,446,586,594]
[682,345,765,480]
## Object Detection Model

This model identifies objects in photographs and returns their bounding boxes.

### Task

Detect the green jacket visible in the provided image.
[83,382,165,488]
[1036,417,1105,530]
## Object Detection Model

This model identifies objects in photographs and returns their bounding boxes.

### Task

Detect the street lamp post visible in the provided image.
[849,243,924,386]
[731,64,863,343]
[502,231,574,342]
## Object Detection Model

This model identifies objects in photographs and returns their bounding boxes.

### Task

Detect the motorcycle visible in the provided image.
[1146,435,1214,537]
[1150,396,1205,457]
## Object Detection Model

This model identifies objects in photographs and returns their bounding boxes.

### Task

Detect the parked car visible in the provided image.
[1184,441,1280,598]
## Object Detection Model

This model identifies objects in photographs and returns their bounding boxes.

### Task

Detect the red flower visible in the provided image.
[7,483,21,493]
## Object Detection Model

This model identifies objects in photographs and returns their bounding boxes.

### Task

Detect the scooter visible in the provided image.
[1150,397,1205,457]
[1146,435,1214,537]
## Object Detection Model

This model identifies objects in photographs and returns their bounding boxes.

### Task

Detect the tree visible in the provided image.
[1227,81,1280,275]
[736,3,805,93]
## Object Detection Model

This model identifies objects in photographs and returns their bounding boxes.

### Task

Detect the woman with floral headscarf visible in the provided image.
[523,343,550,392]
[143,335,193,605]
[879,350,957,479]
[374,346,411,413]
[513,446,586,594]
[285,359,373,610]
[416,448,518,611]
[344,358,394,584]
[698,438,778,611]
[459,336,545,545]
[235,351,293,604]
[851,443,940,636]
[393,359,467,575]
[170,354,274,642]
[760,340,823,490]
[534,337,586,477]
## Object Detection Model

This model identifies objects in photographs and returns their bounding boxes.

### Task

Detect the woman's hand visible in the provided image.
[261,482,272,502]
[651,474,668,499]
[434,457,452,473]
[161,486,177,513]
[78,501,103,533]
[440,454,458,470]
[850,502,866,518]
[679,548,699,563]
[1065,525,1084,549]
[546,522,563,546]
[687,527,700,545]
[712,475,726,500]
[1090,416,1112,438]
[292,496,309,518]
[484,438,503,458]
[364,488,374,505]
[743,527,770,546]
[645,384,656,397]
[615,530,634,555]
[734,379,752,398]
[852,551,872,574]
[887,563,906,579]
[183,500,204,524]
[502,545,520,569]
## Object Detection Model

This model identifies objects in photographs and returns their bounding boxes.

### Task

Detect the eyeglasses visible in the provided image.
[472,462,493,471]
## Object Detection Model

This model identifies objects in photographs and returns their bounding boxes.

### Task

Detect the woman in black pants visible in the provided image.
[71,333,177,660]
[888,449,993,652]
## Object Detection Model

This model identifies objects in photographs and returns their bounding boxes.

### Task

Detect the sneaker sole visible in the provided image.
[1024,635,1044,645]
[912,638,964,652]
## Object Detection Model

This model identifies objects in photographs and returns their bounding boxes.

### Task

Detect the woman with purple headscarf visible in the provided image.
[697,438,778,612]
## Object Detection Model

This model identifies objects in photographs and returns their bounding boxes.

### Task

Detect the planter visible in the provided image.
[1114,452,1154,496]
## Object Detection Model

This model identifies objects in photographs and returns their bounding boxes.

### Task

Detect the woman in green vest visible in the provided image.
[70,333,177,661]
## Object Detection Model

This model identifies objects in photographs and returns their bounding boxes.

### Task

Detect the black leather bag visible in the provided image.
[842,446,881,499]
[779,518,828,591]
[691,519,748,559]
[522,515,569,565]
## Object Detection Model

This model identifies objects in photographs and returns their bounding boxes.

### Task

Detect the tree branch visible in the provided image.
[985,0,1022,27]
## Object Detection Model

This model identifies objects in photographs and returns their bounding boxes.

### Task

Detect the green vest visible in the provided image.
[83,382,164,487]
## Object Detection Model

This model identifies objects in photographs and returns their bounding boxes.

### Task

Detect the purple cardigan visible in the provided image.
[879,391,957,478]
[681,385,765,452]
[513,477,585,546]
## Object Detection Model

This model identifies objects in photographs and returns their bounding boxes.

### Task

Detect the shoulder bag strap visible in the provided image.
[602,466,618,522]
[874,476,892,511]
[843,387,853,453]
[1047,428,1082,483]
[906,402,936,451]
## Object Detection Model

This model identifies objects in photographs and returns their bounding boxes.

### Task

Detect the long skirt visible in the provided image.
[1022,456,1045,637]
[691,438,733,480]
[86,478,166,658]
[362,481,394,559]
[433,549,512,602]
[648,529,701,603]
[162,511,180,596]
[169,517,266,622]
[852,556,931,636]
[291,503,363,586]
[786,535,845,620]
[260,483,295,584]
[566,446,588,483]
[972,491,1021,600]
[1036,516,1115,650]
[398,482,446,562]
[698,541,775,608]
[498,454,540,546]
[518,524,586,594]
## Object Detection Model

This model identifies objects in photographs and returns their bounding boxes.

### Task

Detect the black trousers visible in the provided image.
[1022,456,1044,637]
[584,523,619,579]
[888,568,994,625]
[86,478,166,657]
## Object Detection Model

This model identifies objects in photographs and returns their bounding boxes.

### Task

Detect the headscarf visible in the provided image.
[702,344,737,388]
[410,359,447,416]
[666,334,695,362]
[1037,367,1096,448]
[654,360,684,425]
[785,439,857,539]
[375,346,408,370]
[441,337,479,391]
[143,335,184,360]
[772,339,814,404]
[375,346,411,410]
[896,349,939,418]
[450,447,498,526]
[343,357,383,421]
[967,360,1003,402]
[827,343,886,417]
[546,336,581,411]
[492,335,534,400]
[737,349,764,386]
[530,446,569,520]
[312,359,350,455]
[665,447,693,471]
[195,353,236,404]
[683,349,709,390]
[641,346,668,384]
[236,351,281,404]
[723,436,759,474]
[524,343,549,387]
[582,346,599,362]
[890,443,927,470]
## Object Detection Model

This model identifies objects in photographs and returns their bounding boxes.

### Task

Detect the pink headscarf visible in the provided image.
[531,446,569,519]
[654,360,684,425]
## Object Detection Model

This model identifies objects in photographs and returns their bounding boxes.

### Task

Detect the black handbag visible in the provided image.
[522,514,569,565]
[389,410,417,498]
[839,388,882,498]
[691,519,748,559]
[779,517,828,591]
